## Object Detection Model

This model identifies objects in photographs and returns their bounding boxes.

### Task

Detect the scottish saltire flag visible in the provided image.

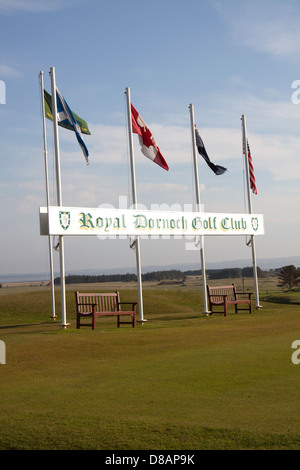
[246,141,257,194]
[131,103,169,171]
[55,88,90,165]
[44,90,90,135]
[44,89,90,165]
[195,125,226,175]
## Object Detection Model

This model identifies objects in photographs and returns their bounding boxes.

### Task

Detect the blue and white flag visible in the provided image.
[56,87,90,165]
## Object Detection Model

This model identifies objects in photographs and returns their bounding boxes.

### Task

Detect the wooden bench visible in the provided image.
[207,284,253,316]
[75,291,137,329]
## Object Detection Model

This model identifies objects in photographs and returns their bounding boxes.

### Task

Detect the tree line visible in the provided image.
[55,267,271,285]
[54,269,184,285]
[184,266,268,279]
[55,265,300,290]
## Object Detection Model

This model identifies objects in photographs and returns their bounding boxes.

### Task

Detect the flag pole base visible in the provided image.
[202,311,211,316]
[255,305,263,309]
[138,319,148,324]
[59,323,71,329]
[51,316,57,320]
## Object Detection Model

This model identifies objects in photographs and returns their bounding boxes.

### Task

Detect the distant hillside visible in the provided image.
[1,256,299,283]
[65,256,300,277]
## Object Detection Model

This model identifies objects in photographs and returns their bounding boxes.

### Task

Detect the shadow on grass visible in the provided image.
[261,294,300,306]
[147,314,205,322]
[0,322,57,330]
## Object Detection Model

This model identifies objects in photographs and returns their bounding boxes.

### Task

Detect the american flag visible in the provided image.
[245,141,257,194]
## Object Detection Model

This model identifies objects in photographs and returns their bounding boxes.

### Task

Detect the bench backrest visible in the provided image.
[75,291,120,313]
[207,284,237,302]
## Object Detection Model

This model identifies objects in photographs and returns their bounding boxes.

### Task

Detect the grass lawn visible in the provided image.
[0,279,299,450]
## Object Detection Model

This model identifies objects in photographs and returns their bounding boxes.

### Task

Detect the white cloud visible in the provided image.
[0,0,73,13]
[138,182,190,196]
[58,115,300,184]
[59,123,191,166]
[0,64,20,78]
[197,127,300,182]
[228,75,253,89]
[18,194,43,214]
[251,133,300,181]
[212,0,300,59]
[19,181,44,191]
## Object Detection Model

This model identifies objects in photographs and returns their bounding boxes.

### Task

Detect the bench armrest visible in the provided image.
[118,302,138,312]
[119,302,138,308]
[236,292,253,298]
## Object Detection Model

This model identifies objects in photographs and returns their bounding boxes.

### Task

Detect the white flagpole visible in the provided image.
[189,104,209,314]
[125,87,145,323]
[241,114,261,309]
[49,66,68,328]
[39,70,56,320]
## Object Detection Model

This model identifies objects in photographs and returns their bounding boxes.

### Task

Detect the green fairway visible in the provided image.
[0,281,299,450]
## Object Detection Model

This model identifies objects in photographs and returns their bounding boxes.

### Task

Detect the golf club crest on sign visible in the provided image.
[59,211,71,231]
[251,217,259,232]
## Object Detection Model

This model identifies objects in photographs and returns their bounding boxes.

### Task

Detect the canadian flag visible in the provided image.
[131,103,169,171]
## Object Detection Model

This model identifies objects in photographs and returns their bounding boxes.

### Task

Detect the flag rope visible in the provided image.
[190,137,196,210]
[38,76,51,281]
[241,126,252,247]
[124,92,134,252]
[241,144,249,245]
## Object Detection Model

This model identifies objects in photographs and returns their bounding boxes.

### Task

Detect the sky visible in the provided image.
[0,0,300,278]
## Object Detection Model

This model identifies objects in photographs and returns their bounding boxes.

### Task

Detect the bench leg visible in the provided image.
[77,315,80,329]
[116,314,136,327]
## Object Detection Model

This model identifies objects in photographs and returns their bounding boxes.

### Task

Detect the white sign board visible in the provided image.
[40,206,264,237]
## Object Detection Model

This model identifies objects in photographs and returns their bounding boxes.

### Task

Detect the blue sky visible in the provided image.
[0,0,299,277]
